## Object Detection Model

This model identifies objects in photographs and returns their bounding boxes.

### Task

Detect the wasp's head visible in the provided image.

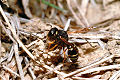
[48,27,58,40]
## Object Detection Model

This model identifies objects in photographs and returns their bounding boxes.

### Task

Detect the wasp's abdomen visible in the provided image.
[68,47,78,62]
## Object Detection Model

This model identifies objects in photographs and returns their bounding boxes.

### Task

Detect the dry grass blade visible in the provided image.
[0,5,35,60]
[92,16,120,28]
[22,0,32,18]
[74,0,90,27]
[2,65,20,77]
[7,45,14,62]
[24,57,36,79]
[109,70,120,80]
[0,21,16,43]
[69,34,120,40]
[76,64,120,76]
[43,64,67,77]
[64,18,71,31]
[63,55,114,78]
[72,77,106,80]
[81,0,89,15]
[34,61,67,78]
[66,0,85,27]
[14,43,25,80]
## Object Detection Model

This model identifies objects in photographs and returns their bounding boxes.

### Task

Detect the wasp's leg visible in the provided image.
[63,48,68,63]
[49,44,58,51]
[48,40,55,48]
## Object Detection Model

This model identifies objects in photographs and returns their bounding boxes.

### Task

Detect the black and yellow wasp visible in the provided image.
[47,27,78,62]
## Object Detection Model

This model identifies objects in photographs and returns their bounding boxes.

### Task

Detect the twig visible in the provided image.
[69,38,104,49]
[74,0,90,27]
[3,65,20,77]
[14,43,25,80]
[0,21,16,43]
[0,75,5,80]
[19,17,31,23]
[0,25,2,55]
[109,70,120,80]
[66,0,85,27]
[24,57,36,79]
[49,8,55,18]
[76,64,120,76]
[72,77,105,80]
[80,0,89,16]
[22,0,33,18]
[7,44,14,62]
[97,39,105,50]
[90,0,97,6]
[34,61,67,78]
[69,39,100,43]
[69,34,120,40]
[64,18,71,31]
[91,16,120,28]
[63,55,114,78]
[60,14,67,25]
[0,5,35,60]
[102,0,106,9]
[19,29,44,39]
[43,64,67,77]
[13,15,21,35]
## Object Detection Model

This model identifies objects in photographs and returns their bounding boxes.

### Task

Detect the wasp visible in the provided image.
[47,27,78,62]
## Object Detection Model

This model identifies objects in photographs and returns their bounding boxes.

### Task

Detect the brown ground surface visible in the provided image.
[1,0,120,80]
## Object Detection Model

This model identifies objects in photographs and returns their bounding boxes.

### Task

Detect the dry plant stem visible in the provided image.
[14,43,25,80]
[49,8,55,18]
[13,15,21,35]
[49,74,65,80]
[43,65,67,76]
[0,21,16,43]
[72,77,105,80]
[60,14,67,25]
[24,57,36,79]
[74,0,90,27]
[0,24,2,56]
[7,45,14,62]
[109,70,120,80]
[64,18,71,31]
[3,65,20,77]
[64,55,114,78]
[34,61,67,78]
[90,0,97,6]
[19,29,44,38]
[92,16,120,28]
[0,75,5,80]
[26,40,38,48]
[22,0,32,18]
[66,0,85,27]
[69,34,120,40]
[19,17,31,23]
[69,39,104,49]
[80,0,89,15]
[76,64,120,76]
[69,39,101,43]
[0,5,35,60]
[102,0,106,9]
[48,77,59,80]
[97,39,105,49]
